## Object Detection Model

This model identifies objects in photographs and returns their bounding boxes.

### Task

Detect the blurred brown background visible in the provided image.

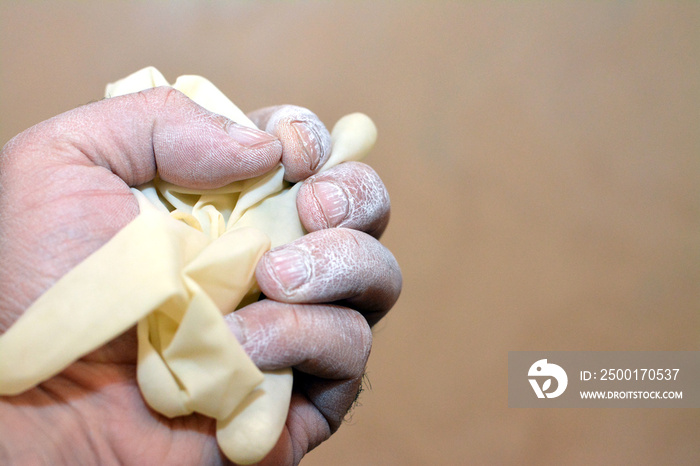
[1,2,698,465]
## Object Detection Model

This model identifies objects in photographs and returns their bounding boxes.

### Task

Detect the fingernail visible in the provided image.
[228,122,278,148]
[265,247,311,292]
[292,121,322,171]
[312,181,349,227]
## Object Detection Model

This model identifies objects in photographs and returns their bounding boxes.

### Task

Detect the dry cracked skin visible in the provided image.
[0,67,377,464]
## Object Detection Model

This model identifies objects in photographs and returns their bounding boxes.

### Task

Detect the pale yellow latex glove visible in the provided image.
[0,67,376,464]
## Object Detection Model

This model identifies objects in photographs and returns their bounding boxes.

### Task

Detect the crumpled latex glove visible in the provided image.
[0,67,377,464]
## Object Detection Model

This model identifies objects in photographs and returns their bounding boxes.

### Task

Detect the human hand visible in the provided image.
[0,88,401,464]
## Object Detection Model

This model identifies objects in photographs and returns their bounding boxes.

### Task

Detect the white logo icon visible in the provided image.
[528,359,568,398]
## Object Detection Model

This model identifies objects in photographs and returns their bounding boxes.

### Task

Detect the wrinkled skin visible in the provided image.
[0,89,401,465]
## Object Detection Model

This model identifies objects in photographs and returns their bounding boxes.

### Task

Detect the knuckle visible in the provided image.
[139,86,192,116]
[275,105,318,123]
[264,105,315,132]
[349,310,373,366]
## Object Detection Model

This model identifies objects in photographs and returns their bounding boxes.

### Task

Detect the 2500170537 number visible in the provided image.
[600,368,679,381]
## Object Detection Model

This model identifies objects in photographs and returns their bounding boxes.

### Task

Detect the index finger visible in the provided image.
[247,105,332,183]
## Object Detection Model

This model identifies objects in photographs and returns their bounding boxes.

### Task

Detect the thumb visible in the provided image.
[0,87,281,317]
[8,86,282,189]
